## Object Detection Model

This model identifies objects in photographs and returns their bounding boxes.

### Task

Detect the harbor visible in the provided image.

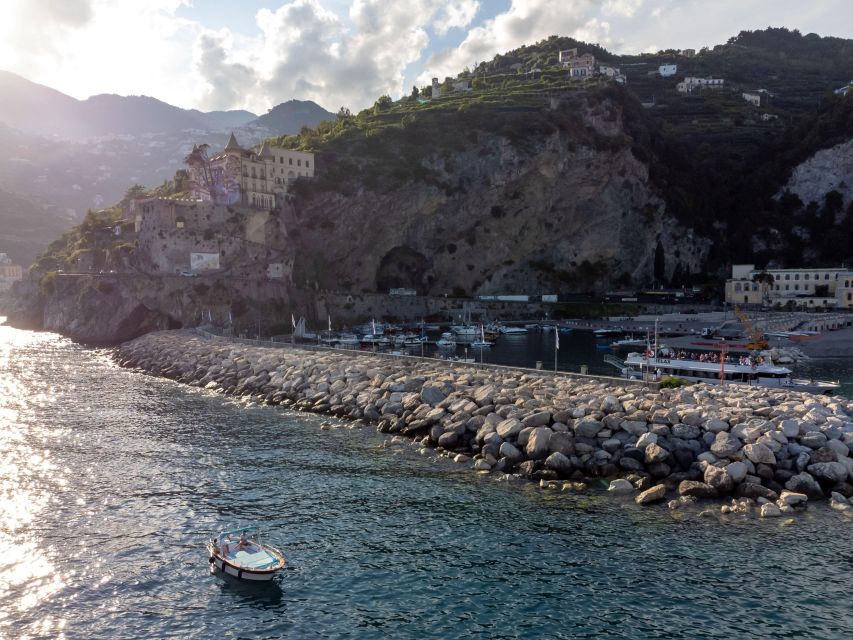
[265,311,853,397]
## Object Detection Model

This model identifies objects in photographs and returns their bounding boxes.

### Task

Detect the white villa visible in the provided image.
[725,264,853,309]
[677,77,725,93]
[659,64,677,77]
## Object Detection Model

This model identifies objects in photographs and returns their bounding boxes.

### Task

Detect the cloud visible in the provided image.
[193,29,261,111]
[433,1,480,35]
[193,0,447,113]
[1,0,93,65]
[602,0,643,17]
[416,0,603,85]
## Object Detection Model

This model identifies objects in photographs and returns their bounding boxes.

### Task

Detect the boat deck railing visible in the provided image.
[194,327,659,389]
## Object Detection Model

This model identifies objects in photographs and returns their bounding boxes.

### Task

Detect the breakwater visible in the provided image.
[115,330,853,517]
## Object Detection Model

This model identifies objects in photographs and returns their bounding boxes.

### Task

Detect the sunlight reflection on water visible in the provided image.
[0,327,68,637]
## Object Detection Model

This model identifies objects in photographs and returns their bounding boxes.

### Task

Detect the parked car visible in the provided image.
[179,271,197,277]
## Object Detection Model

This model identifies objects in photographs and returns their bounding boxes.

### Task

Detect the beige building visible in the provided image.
[186,133,314,209]
[0,253,23,292]
[725,264,853,309]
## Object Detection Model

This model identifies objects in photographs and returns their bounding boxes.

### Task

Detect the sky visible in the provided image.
[1,0,852,115]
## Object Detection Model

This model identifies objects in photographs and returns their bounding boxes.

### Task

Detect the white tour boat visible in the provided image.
[623,349,840,394]
[207,525,286,582]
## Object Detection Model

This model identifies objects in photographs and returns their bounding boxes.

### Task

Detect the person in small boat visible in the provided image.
[237,532,252,550]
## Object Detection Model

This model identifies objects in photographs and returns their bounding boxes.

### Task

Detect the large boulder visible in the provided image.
[544,452,573,477]
[703,464,734,494]
[743,443,776,465]
[635,484,667,505]
[807,462,848,484]
[760,503,782,518]
[785,472,825,499]
[420,385,446,406]
[620,420,648,436]
[437,431,459,449]
[496,418,523,439]
[710,432,741,459]
[735,482,778,501]
[608,479,634,494]
[499,441,524,463]
[644,443,670,464]
[778,491,808,507]
[548,432,575,456]
[574,419,603,438]
[672,423,701,440]
[726,461,748,483]
[677,481,718,499]
[522,410,552,428]
[526,427,552,460]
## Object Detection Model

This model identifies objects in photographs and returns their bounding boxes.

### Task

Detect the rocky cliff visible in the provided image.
[6,273,298,344]
[783,138,853,209]
[287,96,710,296]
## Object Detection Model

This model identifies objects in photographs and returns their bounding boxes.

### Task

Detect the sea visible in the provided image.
[2,322,853,639]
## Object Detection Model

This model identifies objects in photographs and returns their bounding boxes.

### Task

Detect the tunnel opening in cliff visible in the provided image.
[375,246,432,293]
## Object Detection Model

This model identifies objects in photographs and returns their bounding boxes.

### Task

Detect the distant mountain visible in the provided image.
[0,71,81,137]
[193,109,257,130]
[249,100,335,134]
[0,70,257,137]
[0,186,74,267]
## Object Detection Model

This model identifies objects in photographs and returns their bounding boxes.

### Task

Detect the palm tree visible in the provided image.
[752,271,775,306]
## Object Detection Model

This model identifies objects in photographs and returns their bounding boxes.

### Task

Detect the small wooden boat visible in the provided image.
[207,525,285,582]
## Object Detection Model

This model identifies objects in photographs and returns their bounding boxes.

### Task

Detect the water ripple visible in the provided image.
[1,325,853,639]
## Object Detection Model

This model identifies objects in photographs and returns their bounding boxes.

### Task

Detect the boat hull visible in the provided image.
[207,541,285,582]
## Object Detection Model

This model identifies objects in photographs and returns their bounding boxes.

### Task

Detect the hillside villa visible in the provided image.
[0,253,23,292]
[677,77,725,93]
[185,133,314,210]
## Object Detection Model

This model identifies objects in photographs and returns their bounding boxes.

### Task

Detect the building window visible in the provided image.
[785,274,790,280]
[805,273,810,280]
[794,285,799,290]
[306,161,310,168]
[279,157,283,163]
[825,274,830,280]
[794,274,799,280]
[775,285,779,291]
[814,273,819,280]
[735,283,742,292]
[848,293,851,301]
[785,285,789,290]
[289,158,293,165]
[297,159,302,167]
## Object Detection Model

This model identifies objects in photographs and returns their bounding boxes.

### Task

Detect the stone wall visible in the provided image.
[114,330,853,518]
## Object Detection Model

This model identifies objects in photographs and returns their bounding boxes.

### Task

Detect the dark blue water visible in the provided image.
[2,325,853,639]
[439,328,853,396]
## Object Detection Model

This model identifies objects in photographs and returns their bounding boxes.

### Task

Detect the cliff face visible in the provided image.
[6,273,295,345]
[782,138,853,209]
[287,100,710,295]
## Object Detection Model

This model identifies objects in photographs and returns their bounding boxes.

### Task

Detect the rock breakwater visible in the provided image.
[115,331,853,517]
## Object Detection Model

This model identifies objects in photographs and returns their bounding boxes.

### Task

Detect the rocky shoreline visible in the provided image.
[114,330,853,518]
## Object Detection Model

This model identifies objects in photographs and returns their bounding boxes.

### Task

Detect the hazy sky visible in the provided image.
[2,0,851,114]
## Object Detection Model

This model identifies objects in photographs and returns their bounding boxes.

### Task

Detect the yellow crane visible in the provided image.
[733,305,769,351]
